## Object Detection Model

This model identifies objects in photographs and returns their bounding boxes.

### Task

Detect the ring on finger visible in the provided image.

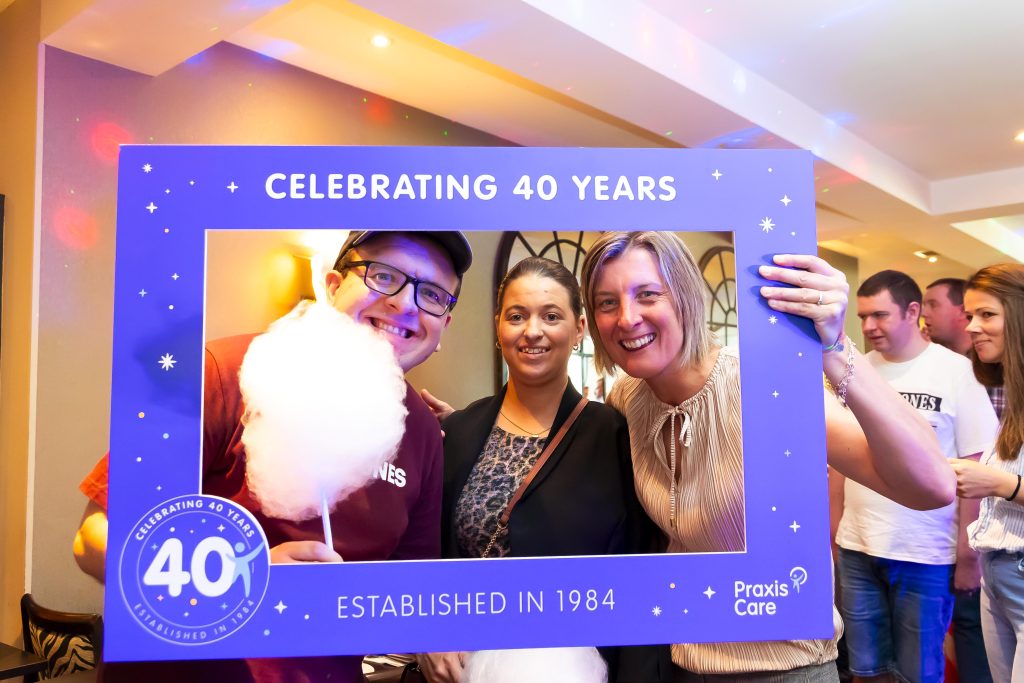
[813,292,825,306]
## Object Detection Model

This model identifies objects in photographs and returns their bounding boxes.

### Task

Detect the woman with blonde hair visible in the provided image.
[948,263,1024,683]
[580,231,954,681]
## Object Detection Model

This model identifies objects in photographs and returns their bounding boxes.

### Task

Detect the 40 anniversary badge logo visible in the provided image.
[119,494,269,645]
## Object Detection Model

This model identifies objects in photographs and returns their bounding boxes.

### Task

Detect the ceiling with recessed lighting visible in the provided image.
[31,0,1024,280]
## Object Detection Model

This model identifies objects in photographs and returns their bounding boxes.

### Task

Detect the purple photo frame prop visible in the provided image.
[107,146,830,661]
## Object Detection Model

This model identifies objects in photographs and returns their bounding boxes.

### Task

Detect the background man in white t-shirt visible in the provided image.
[834,269,998,683]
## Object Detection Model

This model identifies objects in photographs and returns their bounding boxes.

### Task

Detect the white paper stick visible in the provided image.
[321,491,333,551]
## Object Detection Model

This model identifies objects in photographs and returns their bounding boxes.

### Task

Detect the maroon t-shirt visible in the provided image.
[83,334,444,682]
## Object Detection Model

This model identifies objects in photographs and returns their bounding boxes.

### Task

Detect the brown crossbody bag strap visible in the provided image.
[481,397,589,558]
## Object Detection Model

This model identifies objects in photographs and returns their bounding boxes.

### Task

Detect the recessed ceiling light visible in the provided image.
[1015,131,1024,143]
[370,34,391,48]
[913,250,940,263]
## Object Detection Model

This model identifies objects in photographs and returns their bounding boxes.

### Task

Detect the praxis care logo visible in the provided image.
[732,566,808,616]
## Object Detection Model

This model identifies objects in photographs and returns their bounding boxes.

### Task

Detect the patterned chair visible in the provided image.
[19,593,102,681]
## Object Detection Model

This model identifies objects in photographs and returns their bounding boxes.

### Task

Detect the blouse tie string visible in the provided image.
[649,405,692,527]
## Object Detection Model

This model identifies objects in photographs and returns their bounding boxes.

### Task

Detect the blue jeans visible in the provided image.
[980,551,1024,683]
[953,589,993,683]
[837,548,954,683]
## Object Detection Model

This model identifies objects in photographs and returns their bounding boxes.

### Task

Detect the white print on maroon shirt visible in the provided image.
[374,463,407,488]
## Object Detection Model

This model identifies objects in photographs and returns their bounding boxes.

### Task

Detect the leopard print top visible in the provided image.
[454,425,547,558]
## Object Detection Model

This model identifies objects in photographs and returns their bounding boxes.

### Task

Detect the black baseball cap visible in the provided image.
[334,230,473,277]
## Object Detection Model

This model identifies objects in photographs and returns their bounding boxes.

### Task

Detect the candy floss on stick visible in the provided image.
[238,301,407,553]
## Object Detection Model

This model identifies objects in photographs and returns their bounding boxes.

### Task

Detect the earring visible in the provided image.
[496,340,501,350]
[573,342,581,351]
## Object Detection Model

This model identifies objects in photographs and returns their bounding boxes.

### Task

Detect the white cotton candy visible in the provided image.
[462,648,607,683]
[239,300,407,521]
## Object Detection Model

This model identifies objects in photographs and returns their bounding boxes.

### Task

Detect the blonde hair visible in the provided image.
[967,263,1024,461]
[580,231,712,376]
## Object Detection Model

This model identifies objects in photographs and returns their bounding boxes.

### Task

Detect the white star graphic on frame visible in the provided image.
[711,169,723,180]
[768,315,778,325]
[227,182,239,193]
[651,606,662,617]
[274,601,288,614]
[142,164,153,173]
[139,289,147,297]
[790,520,801,533]
[703,586,716,599]
[780,195,792,206]
[145,202,158,214]
[158,353,177,371]
[760,217,775,233]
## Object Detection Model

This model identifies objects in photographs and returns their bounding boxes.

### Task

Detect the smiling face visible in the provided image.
[591,247,684,383]
[965,289,1005,363]
[325,233,458,373]
[857,289,919,356]
[497,274,584,389]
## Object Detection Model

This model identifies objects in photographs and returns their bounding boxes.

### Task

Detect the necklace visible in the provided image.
[499,410,552,438]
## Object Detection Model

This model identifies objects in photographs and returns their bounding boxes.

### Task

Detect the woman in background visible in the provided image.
[418,256,666,683]
[580,231,952,681]
[949,263,1024,683]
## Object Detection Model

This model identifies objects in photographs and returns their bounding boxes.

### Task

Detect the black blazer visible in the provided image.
[442,381,654,558]
[441,381,670,683]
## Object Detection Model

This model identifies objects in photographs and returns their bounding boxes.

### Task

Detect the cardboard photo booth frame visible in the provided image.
[107,145,831,661]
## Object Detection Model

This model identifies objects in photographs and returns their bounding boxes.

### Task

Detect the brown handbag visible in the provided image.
[481,398,588,558]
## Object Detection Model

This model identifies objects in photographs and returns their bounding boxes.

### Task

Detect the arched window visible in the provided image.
[698,245,738,347]
[494,232,736,397]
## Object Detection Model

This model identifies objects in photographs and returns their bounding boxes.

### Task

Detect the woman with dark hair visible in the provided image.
[949,263,1024,683]
[579,232,954,681]
[417,256,666,683]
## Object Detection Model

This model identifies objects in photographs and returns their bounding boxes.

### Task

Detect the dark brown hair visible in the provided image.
[927,278,966,307]
[967,264,1024,461]
[496,256,583,319]
[858,270,922,315]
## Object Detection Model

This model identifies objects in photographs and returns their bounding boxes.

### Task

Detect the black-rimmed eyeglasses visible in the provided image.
[340,260,457,317]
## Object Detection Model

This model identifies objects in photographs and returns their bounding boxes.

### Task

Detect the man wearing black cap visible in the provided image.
[73,230,472,682]
[326,230,471,375]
